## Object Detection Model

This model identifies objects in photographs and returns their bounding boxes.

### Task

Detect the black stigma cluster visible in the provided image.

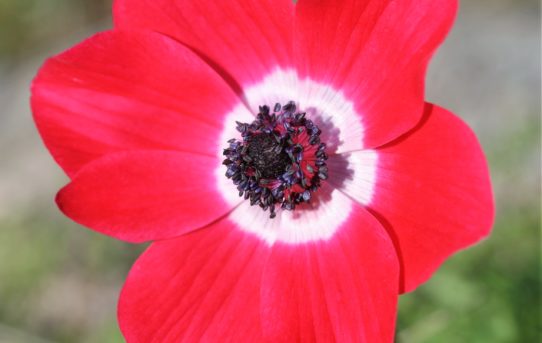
[222,101,328,218]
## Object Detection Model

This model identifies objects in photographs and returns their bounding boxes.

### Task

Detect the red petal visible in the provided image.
[295,0,457,148]
[31,30,245,177]
[261,205,399,342]
[118,221,271,342]
[114,0,295,89]
[56,151,235,243]
[365,104,494,292]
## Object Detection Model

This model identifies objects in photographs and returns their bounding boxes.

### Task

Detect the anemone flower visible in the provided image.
[31,0,494,341]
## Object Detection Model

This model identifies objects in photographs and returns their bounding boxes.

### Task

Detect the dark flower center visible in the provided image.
[246,133,291,178]
[223,101,328,218]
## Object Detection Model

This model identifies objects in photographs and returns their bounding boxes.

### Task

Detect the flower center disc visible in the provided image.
[223,101,328,218]
[246,133,290,179]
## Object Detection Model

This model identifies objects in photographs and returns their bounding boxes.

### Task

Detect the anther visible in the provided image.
[223,101,328,218]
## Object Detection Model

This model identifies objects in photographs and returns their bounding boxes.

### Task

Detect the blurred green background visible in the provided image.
[0,0,539,342]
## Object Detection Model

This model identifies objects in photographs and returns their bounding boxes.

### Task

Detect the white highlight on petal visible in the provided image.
[215,68,378,245]
[227,185,352,246]
[327,151,379,206]
[242,69,365,154]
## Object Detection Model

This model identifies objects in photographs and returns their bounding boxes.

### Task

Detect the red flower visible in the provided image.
[31,0,494,341]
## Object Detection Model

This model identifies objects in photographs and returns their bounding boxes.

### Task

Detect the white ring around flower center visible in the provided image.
[215,69,378,245]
